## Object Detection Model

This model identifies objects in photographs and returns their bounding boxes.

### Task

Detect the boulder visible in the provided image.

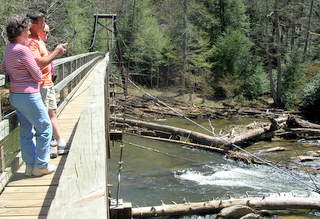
[240,213,263,219]
[258,147,286,153]
[217,205,255,219]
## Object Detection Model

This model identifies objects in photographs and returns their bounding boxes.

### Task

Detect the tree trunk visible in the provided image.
[132,196,320,217]
[274,0,283,106]
[112,117,227,147]
[111,117,287,148]
[287,116,320,129]
[181,0,188,91]
[290,19,296,51]
[219,0,225,32]
[303,0,314,57]
[264,0,277,103]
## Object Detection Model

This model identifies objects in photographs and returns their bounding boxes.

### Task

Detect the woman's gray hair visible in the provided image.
[6,15,30,43]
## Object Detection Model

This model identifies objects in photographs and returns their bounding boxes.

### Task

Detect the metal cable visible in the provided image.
[111,24,319,192]
[124,140,196,163]
[123,77,319,192]
[116,143,125,207]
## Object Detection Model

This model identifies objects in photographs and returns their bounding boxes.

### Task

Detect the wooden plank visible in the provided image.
[0,119,11,141]
[0,207,50,216]
[0,199,52,208]
[0,216,46,219]
[2,186,56,193]
[48,54,109,219]
[0,153,23,193]
[7,178,59,187]
[0,192,55,200]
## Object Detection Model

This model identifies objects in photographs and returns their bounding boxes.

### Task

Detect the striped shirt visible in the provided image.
[1,43,42,94]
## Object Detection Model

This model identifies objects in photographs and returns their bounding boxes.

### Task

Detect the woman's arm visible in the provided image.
[20,47,43,82]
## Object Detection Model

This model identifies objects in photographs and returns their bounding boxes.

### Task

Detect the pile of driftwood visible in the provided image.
[279,115,320,139]
[114,95,287,120]
[111,115,320,167]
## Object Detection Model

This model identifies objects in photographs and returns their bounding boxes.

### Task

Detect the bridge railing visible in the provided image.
[48,53,109,219]
[53,51,103,113]
[0,51,103,190]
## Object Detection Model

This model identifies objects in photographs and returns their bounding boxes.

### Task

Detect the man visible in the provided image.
[27,11,69,156]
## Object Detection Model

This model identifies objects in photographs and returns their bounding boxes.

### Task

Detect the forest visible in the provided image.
[1,0,320,121]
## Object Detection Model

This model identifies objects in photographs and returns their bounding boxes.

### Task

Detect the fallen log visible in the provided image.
[258,147,286,154]
[126,133,264,164]
[287,116,320,129]
[131,196,320,217]
[127,133,225,153]
[112,116,288,148]
[112,117,228,147]
[286,128,320,137]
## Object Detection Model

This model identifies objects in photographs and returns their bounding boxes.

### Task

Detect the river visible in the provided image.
[108,118,320,218]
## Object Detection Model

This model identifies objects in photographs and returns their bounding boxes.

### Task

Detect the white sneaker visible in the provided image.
[32,164,56,177]
[57,139,67,147]
[51,140,58,147]
[25,166,33,176]
[57,141,69,155]
[57,146,69,155]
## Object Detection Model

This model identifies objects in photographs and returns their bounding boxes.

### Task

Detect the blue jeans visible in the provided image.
[9,93,52,168]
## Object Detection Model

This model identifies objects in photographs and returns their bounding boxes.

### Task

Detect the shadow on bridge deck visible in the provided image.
[0,60,99,218]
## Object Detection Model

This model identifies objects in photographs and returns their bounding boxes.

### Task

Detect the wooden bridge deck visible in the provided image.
[0,60,100,218]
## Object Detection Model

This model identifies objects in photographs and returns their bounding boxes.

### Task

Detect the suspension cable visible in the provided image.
[124,140,196,163]
[122,76,319,192]
[111,20,319,192]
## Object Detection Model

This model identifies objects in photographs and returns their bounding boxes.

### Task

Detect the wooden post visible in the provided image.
[105,65,111,159]
[61,63,65,82]
[0,75,5,173]
[68,61,72,76]
[110,201,132,219]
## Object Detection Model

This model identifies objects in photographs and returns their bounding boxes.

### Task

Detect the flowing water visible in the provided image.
[108,118,320,218]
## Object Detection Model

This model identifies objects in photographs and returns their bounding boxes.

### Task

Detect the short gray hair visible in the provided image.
[6,15,30,43]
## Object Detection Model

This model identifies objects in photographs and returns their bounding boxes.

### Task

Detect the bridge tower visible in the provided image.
[89,14,117,52]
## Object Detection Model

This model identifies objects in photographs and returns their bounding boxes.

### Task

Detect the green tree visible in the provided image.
[119,0,173,87]
[211,29,267,99]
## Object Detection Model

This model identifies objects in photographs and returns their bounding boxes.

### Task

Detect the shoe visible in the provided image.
[32,164,56,177]
[57,145,69,155]
[50,146,57,159]
[50,153,57,159]
[57,141,69,155]
[51,140,58,147]
[25,166,33,176]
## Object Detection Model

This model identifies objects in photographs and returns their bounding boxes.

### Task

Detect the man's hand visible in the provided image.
[55,43,68,55]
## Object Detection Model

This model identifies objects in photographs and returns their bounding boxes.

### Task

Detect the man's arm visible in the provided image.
[29,42,67,68]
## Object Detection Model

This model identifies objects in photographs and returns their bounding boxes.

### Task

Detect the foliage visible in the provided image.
[302,71,320,107]
[1,0,320,117]
[118,0,173,87]
[0,0,107,59]
[281,49,306,109]
[301,71,320,121]
[210,28,266,99]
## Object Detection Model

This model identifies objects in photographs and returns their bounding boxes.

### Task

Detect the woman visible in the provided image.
[1,15,55,177]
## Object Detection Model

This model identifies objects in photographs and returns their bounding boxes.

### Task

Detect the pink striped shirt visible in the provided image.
[1,43,42,94]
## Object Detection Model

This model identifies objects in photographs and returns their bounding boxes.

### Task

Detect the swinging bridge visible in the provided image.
[0,13,319,219]
[0,14,117,219]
